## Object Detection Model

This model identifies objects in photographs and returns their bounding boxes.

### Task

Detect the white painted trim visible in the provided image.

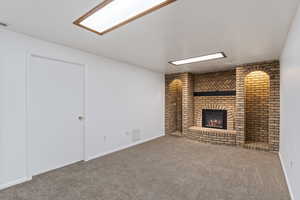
[32,160,83,177]
[30,54,85,66]
[279,152,295,200]
[25,53,87,177]
[85,134,164,161]
[162,75,166,137]
[25,51,31,183]
[82,64,87,162]
[0,177,32,191]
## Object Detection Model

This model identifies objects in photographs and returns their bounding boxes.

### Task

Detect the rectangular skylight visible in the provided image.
[74,0,176,35]
[169,52,226,65]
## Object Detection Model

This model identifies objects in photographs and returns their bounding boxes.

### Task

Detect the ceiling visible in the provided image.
[0,0,299,74]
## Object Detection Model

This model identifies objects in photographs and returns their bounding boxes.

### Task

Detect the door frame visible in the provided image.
[25,53,86,179]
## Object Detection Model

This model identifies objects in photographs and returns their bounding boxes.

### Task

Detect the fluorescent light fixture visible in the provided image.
[74,0,176,35]
[169,52,226,65]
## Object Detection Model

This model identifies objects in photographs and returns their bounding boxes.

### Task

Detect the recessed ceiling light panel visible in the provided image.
[169,52,226,66]
[74,0,176,35]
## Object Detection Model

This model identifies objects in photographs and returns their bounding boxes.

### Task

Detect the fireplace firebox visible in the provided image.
[202,109,227,129]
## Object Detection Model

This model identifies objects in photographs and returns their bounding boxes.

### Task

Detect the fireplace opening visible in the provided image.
[202,109,227,129]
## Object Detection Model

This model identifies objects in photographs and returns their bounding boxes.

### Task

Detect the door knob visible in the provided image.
[78,116,84,120]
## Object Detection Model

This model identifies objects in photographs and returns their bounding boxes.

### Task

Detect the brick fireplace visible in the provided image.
[165,61,280,152]
[202,109,227,129]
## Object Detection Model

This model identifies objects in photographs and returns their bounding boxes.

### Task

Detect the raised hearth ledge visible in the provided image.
[186,126,237,146]
[188,126,236,134]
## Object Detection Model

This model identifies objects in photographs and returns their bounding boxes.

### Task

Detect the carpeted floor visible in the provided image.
[0,136,290,200]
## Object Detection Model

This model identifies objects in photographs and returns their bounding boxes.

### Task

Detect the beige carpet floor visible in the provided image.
[0,136,290,200]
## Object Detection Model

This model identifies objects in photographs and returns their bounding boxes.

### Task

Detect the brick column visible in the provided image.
[182,73,194,135]
[236,67,246,145]
[269,65,280,151]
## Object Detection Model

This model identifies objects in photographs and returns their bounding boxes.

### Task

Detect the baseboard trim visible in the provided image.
[0,176,32,191]
[279,152,295,200]
[85,134,164,162]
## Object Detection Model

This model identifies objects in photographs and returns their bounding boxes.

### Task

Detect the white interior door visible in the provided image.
[28,55,84,176]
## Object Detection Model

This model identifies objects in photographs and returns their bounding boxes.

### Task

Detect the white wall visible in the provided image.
[0,29,164,188]
[280,3,300,200]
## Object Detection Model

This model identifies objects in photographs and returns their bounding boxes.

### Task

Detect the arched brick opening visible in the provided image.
[236,61,280,151]
[167,79,183,134]
[245,71,270,145]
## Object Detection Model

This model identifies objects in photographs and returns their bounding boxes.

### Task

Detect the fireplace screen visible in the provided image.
[202,109,227,129]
